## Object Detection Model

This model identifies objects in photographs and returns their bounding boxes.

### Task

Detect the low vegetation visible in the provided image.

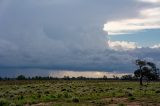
[0,59,159,105]
[0,80,160,106]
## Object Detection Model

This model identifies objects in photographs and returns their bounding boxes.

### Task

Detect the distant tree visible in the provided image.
[63,76,70,80]
[16,75,26,80]
[134,59,159,85]
[121,75,133,80]
[71,77,76,80]
[103,75,107,80]
[77,76,86,80]
[113,75,119,80]
[28,77,31,80]
[4,77,10,80]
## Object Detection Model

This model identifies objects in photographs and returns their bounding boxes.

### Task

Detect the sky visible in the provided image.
[0,0,160,77]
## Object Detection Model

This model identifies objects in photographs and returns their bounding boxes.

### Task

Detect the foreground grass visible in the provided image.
[0,80,160,106]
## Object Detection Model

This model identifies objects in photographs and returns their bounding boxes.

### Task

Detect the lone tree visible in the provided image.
[134,59,159,85]
[16,75,26,80]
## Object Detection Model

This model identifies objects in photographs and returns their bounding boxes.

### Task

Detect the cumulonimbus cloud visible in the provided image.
[104,7,160,35]
[1,0,160,77]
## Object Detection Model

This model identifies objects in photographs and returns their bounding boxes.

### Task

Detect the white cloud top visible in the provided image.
[108,40,138,51]
[104,7,160,35]
[151,44,160,48]
[139,0,160,3]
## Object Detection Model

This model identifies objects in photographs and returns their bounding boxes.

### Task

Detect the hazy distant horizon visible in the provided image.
[0,69,132,78]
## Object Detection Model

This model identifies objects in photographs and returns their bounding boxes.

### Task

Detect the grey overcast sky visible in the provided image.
[0,0,160,77]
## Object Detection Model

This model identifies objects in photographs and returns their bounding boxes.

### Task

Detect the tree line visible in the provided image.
[0,74,159,81]
[0,59,159,84]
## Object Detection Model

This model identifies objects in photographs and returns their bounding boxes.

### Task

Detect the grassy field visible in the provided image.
[0,80,160,106]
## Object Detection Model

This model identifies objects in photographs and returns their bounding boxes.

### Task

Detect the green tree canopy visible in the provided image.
[134,59,159,85]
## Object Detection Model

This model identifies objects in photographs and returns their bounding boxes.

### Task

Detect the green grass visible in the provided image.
[0,80,160,106]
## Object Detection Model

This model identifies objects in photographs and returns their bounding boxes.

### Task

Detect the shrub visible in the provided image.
[18,95,24,100]
[127,87,132,90]
[9,94,14,99]
[57,94,62,98]
[118,103,126,106]
[50,95,56,98]
[63,92,70,98]
[95,101,105,106]
[155,90,160,93]
[72,97,79,103]
[125,91,133,97]
[37,94,41,98]
[112,92,115,97]
[0,98,9,106]
[9,103,16,106]
[44,91,50,94]
[61,88,66,91]
[128,96,135,101]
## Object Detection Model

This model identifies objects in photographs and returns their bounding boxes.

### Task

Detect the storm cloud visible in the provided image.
[0,0,160,77]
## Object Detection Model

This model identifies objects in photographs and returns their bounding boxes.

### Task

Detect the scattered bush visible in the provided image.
[127,87,132,90]
[155,90,160,93]
[18,95,24,100]
[128,96,135,101]
[118,103,126,106]
[63,92,70,98]
[57,94,62,98]
[61,88,66,91]
[125,91,133,97]
[50,95,56,98]
[37,94,41,98]
[0,98,9,106]
[0,80,159,105]
[72,97,79,103]
[44,91,50,94]
[9,103,16,106]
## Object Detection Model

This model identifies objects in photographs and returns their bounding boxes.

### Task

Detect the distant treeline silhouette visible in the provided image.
[0,74,159,81]
[0,60,159,82]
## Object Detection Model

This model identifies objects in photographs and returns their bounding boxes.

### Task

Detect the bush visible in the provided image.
[57,94,62,98]
[63,92,70,98]
[155,90,160,93]
[72,97,79,103]
[9,103,16,106]
[50,95,56,98]
[118,103,126,106]
[18,95,24,100]
[128,96,135,101]
[0,98,9,106]
[44,91,50,94]
[125,91,133,97]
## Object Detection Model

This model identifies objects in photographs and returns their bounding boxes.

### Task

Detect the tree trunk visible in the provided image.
[140,66,143,85]
[140,76,143,85]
